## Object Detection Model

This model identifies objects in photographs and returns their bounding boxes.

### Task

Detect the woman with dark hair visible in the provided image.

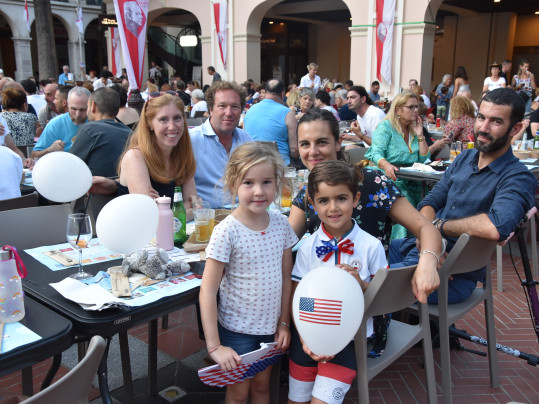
[512,59,536,114]
[314,90,340,121]
[112,84,139,129]
[1,87,38,146]
[289,108,441,301]
[452,66,470,98]
[117,93,196,206]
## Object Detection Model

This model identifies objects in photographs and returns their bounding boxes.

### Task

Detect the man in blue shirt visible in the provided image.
[390,88,537,304]
[190,81,252,208]
[58,65,71,85]
[244,78,298,165]
[32,87,90,158]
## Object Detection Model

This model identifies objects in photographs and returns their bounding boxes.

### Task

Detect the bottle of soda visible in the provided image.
[534,130,539,150]
[172,186,187,246]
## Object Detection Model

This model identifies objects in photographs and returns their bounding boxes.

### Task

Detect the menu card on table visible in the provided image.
[1,323,41,354]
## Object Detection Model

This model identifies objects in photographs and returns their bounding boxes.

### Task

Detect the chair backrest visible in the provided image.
[0,204,72,251]
[363,265,417,320]
[186,118,204,126]
[23,335,106,404]
[345,147,368,165]
[194,110,206,118]
[0,192,39,212]
[439,234,497,278]
[436,144,450,160]
[73,194,116,236]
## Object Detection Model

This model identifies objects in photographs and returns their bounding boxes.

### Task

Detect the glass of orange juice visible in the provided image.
[195,209,212,242]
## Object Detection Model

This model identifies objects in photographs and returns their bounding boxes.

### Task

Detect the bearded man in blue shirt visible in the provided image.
[390,87,537,304]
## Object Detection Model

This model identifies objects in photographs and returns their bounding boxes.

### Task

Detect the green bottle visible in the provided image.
[534,130,539,150]
[172,186,187,245]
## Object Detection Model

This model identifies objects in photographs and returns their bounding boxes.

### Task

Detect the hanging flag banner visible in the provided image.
[23,0,30,33]
[375,0,395,85]
[112,0,148,90]
[213,0,228,70]
[75,7,84,35]
[111,27,122,78]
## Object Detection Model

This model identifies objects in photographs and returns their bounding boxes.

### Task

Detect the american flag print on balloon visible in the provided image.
[292,266,364,356]
[299,297,342,325]
[198,342,285,387]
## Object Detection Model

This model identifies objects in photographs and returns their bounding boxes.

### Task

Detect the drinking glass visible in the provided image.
[194,209,212,243]
[66,213,93,280]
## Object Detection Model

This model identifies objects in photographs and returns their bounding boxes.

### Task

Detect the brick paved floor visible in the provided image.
[2,243,538,403]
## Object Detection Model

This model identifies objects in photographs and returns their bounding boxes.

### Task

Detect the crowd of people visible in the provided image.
[0,57,538,404]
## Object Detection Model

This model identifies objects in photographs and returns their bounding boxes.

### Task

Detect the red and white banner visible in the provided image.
[375,0,395,85]
[112,0,148,90]
[23,0,30,33]
[75,7,84,35]
[111,27,122,78]
[213,0,228,70]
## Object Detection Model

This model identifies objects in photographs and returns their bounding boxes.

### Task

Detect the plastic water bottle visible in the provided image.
[155,197,174,251]
[0,247,26,323]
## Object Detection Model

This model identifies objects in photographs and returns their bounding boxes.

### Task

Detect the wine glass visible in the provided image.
[66,213,93,280]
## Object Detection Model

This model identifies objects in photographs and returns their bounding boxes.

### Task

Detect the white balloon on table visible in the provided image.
[32,152,92,202]
[96,194,158,254]
[292,265,364,356]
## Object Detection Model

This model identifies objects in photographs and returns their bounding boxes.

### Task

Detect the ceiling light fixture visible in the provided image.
[269,21,274,24]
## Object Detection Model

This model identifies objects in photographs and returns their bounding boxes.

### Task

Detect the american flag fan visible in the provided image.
[198,342,285,387]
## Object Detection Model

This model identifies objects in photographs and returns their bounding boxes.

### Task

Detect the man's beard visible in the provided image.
[474,127,512,153]
[70,115,86,125]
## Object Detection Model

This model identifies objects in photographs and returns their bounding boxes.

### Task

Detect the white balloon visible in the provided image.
[32,152,92,203]
[292,266,364,356]
[96,194,158,254]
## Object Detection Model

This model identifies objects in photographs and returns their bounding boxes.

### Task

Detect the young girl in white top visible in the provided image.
[200,142,298,403]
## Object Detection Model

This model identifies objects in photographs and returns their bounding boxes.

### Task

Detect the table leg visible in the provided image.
[41,353,62,390]
[196,303,205,340]
[118,330,134,404]
[21,367,33,397]
[148,319,158,395]
[97,337,113,404]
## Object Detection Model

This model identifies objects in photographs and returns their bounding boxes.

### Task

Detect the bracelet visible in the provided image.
[207,345,221,354]
[278,321,290,328]
[420,250,439,265]
[439,219,448,238]
[418,136,425,143]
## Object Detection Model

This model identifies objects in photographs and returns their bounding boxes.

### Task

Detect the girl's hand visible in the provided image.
[275,323,291,351]
[302,343,334,363]
[210,346,242,371]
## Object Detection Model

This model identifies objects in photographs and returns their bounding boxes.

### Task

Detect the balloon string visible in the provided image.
[75,192,92,246]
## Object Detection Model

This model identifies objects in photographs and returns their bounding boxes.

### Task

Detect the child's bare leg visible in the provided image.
[225,379,251,404]
[249,365,273,404]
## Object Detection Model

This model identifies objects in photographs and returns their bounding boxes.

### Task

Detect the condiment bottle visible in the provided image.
[0,246,27,323]
[155,197,174,251]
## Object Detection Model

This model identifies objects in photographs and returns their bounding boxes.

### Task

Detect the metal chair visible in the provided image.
[23,335,106,403]
[0,191,39,212]
[0,204,72,250]
[345,147,368,165]
[354,265,436,404]
[408,234,498,404]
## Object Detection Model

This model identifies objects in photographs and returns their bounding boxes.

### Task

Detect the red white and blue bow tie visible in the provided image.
[315,239,354,262]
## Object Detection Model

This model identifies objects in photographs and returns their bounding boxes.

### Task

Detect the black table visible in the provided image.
[0,297,73,396]
[20,251,201,404]
[396,168,444,198]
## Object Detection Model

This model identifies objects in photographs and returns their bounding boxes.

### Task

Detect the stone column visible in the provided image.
[233,33,261,83]
[12,37,33,81]
[67,40,84,80]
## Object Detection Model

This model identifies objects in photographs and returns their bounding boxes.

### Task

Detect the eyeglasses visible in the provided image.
[148,90,179,100]
[403,105,419,111]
